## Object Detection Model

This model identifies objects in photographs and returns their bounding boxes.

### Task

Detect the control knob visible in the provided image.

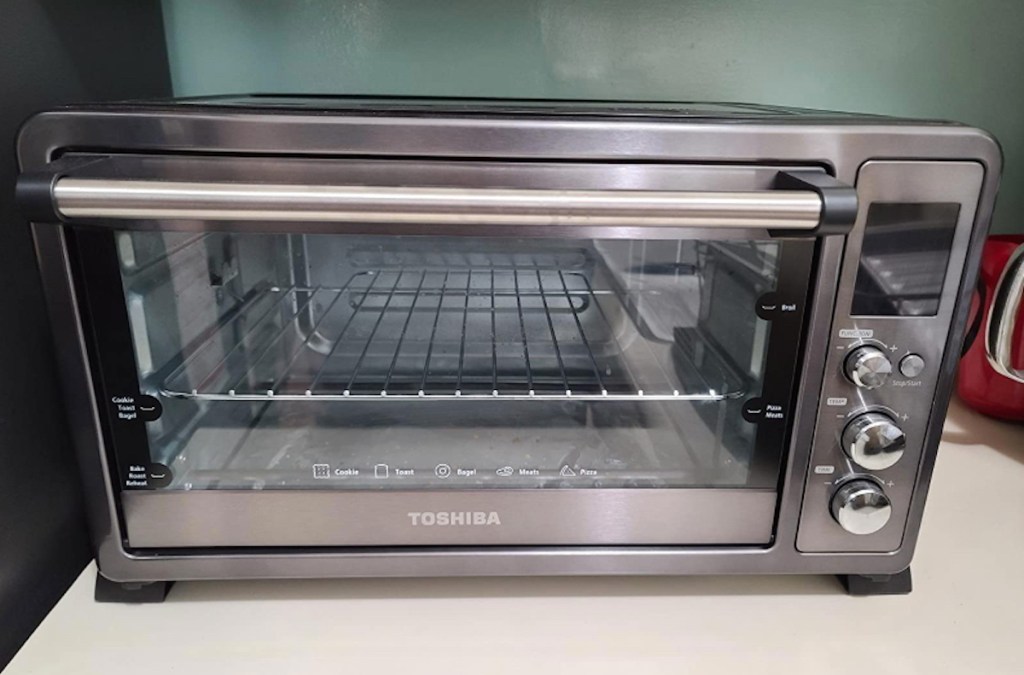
[842,412,906,471]
[830,480,892,535]
[844,345,892,389]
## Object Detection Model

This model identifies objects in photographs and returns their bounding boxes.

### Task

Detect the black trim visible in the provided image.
[15,155,109,223]
[746,240,818,488]
[14,171,61,223]
[94,573,173,603]
[774,171,859,237]
[70,230,154,492]
[838,568,913,596]
[961,276,987,356]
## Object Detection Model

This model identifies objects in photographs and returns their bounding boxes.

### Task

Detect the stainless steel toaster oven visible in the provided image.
[16,96,1000,600]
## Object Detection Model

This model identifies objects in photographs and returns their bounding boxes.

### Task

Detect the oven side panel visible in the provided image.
[31,225,125,573]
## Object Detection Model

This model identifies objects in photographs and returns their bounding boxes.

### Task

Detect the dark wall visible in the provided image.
[0,0,171,666]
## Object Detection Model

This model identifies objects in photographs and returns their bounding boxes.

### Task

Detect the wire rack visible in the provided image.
[161,267,740,402]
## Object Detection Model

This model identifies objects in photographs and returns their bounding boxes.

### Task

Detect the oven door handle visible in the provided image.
[19,169,856,236]
[985,243,1024,383]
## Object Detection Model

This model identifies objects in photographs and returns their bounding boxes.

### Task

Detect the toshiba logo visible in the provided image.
[407,511,501,526]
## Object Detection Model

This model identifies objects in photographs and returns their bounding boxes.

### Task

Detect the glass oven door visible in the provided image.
[56,157,845,549]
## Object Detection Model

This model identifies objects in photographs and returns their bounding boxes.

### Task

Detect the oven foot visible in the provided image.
[837,567,912,596]
[94,572,174,603]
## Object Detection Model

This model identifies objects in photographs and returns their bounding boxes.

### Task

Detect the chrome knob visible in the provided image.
[842,412,907,470]
[831,480,892,535]
[844,345,892,389]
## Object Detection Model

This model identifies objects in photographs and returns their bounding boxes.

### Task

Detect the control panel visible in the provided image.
[796,160,984,553]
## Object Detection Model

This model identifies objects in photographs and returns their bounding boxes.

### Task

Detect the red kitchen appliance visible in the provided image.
[959,236,1024,420]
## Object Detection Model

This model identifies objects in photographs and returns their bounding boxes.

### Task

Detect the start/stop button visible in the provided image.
[899,353,926,378]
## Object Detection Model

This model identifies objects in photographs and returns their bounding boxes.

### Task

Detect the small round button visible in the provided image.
[830,480,892,535]
[899,353,926,378]
[434,464,452,479]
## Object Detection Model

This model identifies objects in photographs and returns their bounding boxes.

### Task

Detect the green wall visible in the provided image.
[162,0,1024,233]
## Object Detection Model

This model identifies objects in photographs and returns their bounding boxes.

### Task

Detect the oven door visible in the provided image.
[31,155,852,548]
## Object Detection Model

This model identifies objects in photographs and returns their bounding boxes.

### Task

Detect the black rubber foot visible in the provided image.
[94,572,173,603]
[838,567,912,596]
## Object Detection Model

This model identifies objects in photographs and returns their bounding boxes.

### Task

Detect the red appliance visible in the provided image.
[959,236,1024,420]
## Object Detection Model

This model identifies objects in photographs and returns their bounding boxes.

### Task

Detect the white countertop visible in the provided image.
[9,397,1024,674]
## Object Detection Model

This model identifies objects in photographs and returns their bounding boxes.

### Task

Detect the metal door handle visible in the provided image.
[985,243,1024,383]
[22,170,856,235]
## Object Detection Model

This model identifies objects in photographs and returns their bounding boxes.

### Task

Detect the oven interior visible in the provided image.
[113,232,781,491]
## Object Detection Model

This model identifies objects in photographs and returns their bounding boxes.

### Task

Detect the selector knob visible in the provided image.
[842,412,907,471]
[830,480,892,535]
[844,345,893,389]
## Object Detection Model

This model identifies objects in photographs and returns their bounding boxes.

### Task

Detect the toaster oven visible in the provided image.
[16,97,1000,599]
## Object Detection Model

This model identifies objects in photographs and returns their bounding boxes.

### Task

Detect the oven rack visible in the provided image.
[161,268,742,402]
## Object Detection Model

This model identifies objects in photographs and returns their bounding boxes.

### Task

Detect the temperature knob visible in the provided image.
[844,345,892,389]
[842,412,907,470]
[830,480,892,535]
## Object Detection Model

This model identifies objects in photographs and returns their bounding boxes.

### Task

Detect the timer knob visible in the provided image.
[844,345,893,389]
[830,480,892,535]
[842,412,907,471]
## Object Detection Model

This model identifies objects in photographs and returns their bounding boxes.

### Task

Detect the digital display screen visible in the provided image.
[852,203,961,317]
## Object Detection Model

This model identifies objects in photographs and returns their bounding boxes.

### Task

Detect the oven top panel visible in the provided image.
[48,94,959,125]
